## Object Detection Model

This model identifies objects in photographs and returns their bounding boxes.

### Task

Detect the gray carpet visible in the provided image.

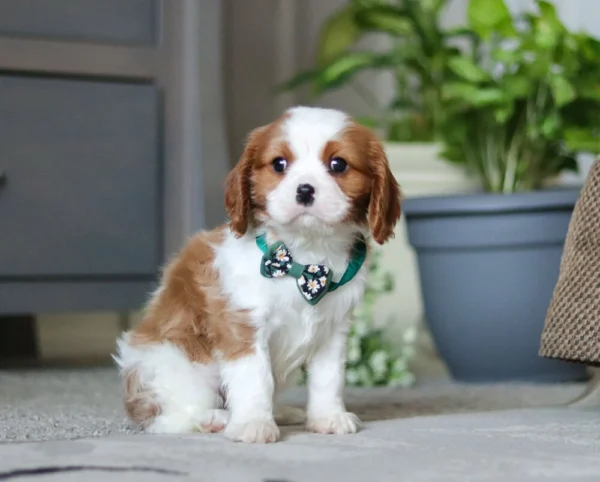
[2,368,600,481]
[0,367,588,443]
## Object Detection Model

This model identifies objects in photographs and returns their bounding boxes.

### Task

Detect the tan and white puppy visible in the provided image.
[113,106,402,443]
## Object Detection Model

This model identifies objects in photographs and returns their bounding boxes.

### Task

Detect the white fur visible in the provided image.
[114,333,226,434]
[266,106,351,230]
[114,106,369,442]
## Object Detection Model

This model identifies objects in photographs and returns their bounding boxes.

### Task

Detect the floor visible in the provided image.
[1,367,599,481]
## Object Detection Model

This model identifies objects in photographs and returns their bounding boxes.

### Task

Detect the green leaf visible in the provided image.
[564,127,600,154]
[549,75,576,106]
[316,5,362,65]
[470,89,507,106]
[532,2,565,49]
[541,112,560,137]
[447,56,490,82]
[491,48,521,64]
[354,5,414,36]
[355,116,380,129]
[468,0,515,39]
[579,82,600,101]
[314,52,394,92]
[494,105,514,123]
[442,81,479,101]
[275,69,319,92]
[445,26,476,39]
[537,1,564,32]
[501,76,531,99]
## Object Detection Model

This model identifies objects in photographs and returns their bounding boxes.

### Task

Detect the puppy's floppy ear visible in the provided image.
[368,137,402,245]
[224,126,266,237]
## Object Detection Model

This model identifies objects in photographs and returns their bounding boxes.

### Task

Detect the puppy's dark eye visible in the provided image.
[329,157,348,173]
[272,157,287,173]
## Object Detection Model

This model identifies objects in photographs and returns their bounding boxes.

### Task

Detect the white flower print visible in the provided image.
[275,249,289,262]
[307,279,320,293]
[307,265,319,273]
[319,276,328,286]
[273,270,286,277]
[298,276,306,286]
[265,260,271,266]
[323,266,329,274]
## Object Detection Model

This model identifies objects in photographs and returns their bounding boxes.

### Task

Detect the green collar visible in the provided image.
[255,232,367,305]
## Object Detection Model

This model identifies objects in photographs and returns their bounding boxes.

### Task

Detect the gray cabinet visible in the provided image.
[0,0,229,314]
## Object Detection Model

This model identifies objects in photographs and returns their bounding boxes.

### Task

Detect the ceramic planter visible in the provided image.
[403,189,588,382]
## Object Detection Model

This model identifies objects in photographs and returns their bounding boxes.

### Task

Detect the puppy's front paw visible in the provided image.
[196,409,229,433]
[306,411,362,435]
[225,419,280,443]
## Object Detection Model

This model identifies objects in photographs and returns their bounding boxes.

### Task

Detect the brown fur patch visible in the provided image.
[224,113,291,236]
[129,225,256,362]
[321,122,402,240]
[123,366,161,428]
[123,226,256,427]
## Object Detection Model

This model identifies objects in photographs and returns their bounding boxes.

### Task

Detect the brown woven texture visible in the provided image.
[540,159,600,365]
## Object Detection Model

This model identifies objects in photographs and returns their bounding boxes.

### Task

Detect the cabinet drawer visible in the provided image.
[0,76,160,277]
[0,0,159,46]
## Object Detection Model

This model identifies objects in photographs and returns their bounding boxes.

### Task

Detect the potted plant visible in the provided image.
[403,0,600,381]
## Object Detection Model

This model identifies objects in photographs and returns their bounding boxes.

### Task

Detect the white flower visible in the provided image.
[298,276,306,286]
[319,276,327,286]
[369,350,388,376]
[357,366,372,385]
[307,265,319,273]
[345,369,360,385]
[275,249,289,262]
[392,358,407,374]
[273,269,285,277]
[389,372,415,387]
[265,260,271,266]
[347,343,361,363]
[347,334,360,350]
[307,279,320,293]
[353,320,369,337]
[323,266,329,274]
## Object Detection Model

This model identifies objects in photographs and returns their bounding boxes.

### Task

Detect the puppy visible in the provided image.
[113,106,402,443]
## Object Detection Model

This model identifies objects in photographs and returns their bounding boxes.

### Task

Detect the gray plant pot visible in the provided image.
[403,188,588,382]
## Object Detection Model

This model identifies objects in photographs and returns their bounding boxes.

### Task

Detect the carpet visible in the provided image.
[0,367,588,443]
[1,368,600,481]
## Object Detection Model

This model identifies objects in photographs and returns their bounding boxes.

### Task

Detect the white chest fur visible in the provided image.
[213,229,369,387]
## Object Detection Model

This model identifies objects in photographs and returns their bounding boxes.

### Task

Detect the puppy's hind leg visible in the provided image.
[114,334,227,434]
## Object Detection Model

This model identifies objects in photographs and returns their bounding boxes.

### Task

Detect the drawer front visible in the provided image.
[0,76,160,277]
[0,0,159,46]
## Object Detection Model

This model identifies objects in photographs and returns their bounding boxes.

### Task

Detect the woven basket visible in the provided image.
[540,158,600,365]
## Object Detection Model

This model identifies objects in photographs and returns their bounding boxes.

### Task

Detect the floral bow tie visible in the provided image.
[256,232,368,306]
[260,241,333,305]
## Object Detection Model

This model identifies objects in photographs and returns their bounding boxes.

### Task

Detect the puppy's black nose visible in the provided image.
[296,183,315,206]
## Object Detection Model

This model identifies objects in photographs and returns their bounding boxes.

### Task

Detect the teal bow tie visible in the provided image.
[256,234,367,305]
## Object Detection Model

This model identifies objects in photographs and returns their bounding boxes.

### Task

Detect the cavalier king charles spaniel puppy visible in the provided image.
[114,106,402,443]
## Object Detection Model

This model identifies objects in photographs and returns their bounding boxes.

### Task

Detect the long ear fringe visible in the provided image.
[224,127,266,237]
[367,140,402,245]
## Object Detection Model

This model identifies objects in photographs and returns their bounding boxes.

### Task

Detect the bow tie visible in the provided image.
[256,234,367,305]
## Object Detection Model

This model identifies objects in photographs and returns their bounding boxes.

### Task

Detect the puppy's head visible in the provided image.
[224,106,402,244]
